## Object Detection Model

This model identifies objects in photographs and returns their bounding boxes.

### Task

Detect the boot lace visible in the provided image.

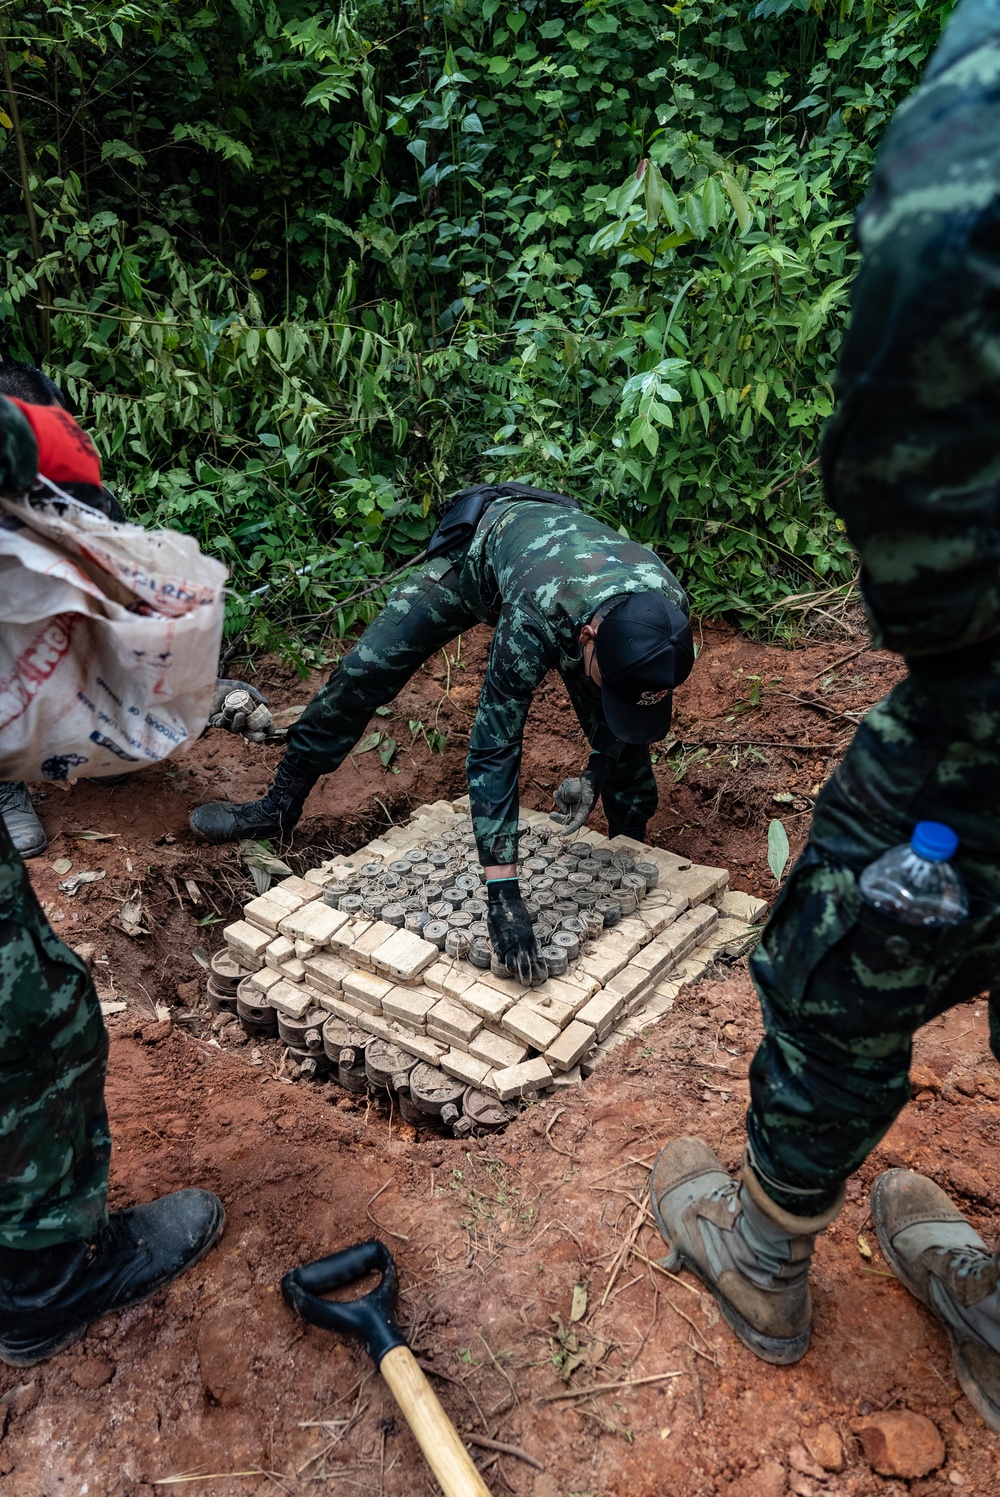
[706,1180,740,1215]
[938,1244,993,1279]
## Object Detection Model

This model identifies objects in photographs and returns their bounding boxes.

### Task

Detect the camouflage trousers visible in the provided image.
[286,552,657,842]
[747,644,1000,1215]
[0,818,110,1249]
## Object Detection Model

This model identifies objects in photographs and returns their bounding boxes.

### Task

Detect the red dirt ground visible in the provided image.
[3,622,999,1497]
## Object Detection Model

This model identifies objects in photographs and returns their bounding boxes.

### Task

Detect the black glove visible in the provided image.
[208,678,274,742]
[550,754,613,835]
[486,878,548,987]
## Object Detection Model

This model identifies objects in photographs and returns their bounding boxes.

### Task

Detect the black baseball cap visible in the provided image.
[594,593,695,744]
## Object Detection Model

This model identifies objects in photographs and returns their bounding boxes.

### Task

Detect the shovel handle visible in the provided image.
[380,1344,493,1497]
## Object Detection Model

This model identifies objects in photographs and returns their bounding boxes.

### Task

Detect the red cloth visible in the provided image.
[7,398,102,488]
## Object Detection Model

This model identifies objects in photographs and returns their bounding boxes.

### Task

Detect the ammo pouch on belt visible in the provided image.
[425,481,582,561]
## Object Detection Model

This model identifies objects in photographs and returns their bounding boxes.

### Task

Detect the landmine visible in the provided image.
[219,796,766,1129]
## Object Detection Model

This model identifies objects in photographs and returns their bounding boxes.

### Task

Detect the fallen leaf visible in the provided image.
[354,731,382,755]
[51,857,72,875]
[184,879,203,905]
[119,888,149,937]
[857,1233,872,1262]
[570,1283,588,1323]
[772,790,795,804]
[66,829,119,841]
[59,869,106,896]
[191,947,209,969]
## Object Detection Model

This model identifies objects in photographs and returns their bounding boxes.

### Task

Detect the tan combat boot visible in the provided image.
[650,1137,844,1364]
[872,1168,1000,1433]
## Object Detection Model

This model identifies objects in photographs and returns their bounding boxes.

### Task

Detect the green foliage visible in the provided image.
[0,0,953,654]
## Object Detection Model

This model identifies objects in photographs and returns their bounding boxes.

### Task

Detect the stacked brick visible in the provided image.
[221,797,765,1109]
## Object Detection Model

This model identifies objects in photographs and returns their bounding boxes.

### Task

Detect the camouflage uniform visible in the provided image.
[747,0,1000,1215]
[0,811,111,1250]
[288,499,687,864]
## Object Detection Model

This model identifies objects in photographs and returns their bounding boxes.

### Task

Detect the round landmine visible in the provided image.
[455,873,479,892]
[460,832,478,851]
[442,887,465,909]
[445,929,474,960]
[236,977,276,1019]
[339,892,366,916]
[378,873,402,891]
[286,1044,333,1078]
[596,897,622,927]
[470,920,490,940]
[603,867,624,890]
[322,883,350,909]
[239,1011,280,1041]
[426,850,450,869]
[533,891,556,914]
[552,881,578,902]
[277,1007,326,1047]
[423,920,449,950]
[592,845,614,866]
[534,921,555,945]
[575,859,601,878]
[613,854,636,874]
[551,930,580,961]
[455,1086,512,1136]
[635,860,659,890]
[469,938,492,969]
[553,900,579,920]
[210,949,246,997]
[592,879,612,899]
[366,1039,416,1094]
[540,944,568,975]
[616,886,638,916]
[363,894,388,918]
[621,871,647,900]
[580,908,605,940]
[531,876,554,894]
[407,1063,465,1122]
[462,898,487,919]
[381,902,406,927]
[359,861,384,878]
[560,916,585,938]
[207,976,239,1014]
[322,1015,367,1064]
[490,954,515,980]
[567,871,592,892]
[407,846,429,865]
[575,889,598,911]
[402,894,428,914]
[522,857,547,876]
[446,910,473,931]
[427,900,452,920]
[405,910,431,934]
[523,899,540,919]
[388,859,412,876]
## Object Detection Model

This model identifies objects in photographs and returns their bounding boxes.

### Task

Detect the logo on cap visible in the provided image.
[638,688,669,707]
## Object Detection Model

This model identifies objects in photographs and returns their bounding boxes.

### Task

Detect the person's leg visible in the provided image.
[0,820,224,1365]
[0,782,46,859]
[191,555,476,842]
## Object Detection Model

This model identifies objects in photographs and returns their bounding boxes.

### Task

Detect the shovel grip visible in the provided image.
[380,1344,493,1497]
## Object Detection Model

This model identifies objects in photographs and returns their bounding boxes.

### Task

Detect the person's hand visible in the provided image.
[208,679,274,742]
[550,755,612,835]
[486,879,548,986]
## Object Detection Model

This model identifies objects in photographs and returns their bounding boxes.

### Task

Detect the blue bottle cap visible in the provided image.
[910,821,959,862]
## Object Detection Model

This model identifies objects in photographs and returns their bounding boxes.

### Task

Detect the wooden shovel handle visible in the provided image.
[379,1344,493,1497]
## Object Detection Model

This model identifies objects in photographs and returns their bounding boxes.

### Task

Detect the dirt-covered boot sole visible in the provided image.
[650,1159,810,1366]
[872,1173,1000,1434]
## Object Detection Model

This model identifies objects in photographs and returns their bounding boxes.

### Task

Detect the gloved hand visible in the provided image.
[550,754,613,835]
[208,679,274,742]
[486,878,548,987]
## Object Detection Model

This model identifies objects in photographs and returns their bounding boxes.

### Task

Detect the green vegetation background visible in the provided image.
[0,0,951,662]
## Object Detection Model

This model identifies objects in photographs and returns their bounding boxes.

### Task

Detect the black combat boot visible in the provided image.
[0,1189,224,1366]
[188,755,318,844]
[0,781,47,858]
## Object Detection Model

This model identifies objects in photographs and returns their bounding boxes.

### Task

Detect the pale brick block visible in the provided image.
[304,868,330,887]
[630,934,682,982]
[268,981,314,1020]
[224,920,270,967]
[274,874,323,900]
[613,917,649,951]
[581,1030,630,1076]
[279,958,306,983]
[663,864,728,909]
[451,793,472,811]
[551,969,600,1000]
[265,935,296,970]
[278,900,351,945]
[475,969,530,1000]
[523,995,576,1027]
[371,929,437,982]
[356,1010,393,1041]
[545,1020,597,1072]
[674,954,709,984]
[552,1067,583,1088]
[330,918,372,956]
[294,940,317,959]
[575,988,624,1041]
[459,982,515,1024]
[348,921,398,969]
[605,963,655,1006]
[383,986,437,1027]
[423,960,476,998]
[719,889,768,924]
[607,834,650,858]
[502,1002,561,1052]
[577,949,629,986]
[440,1049,493,1088]
[527,976,592,1016]
[248,966,282,998]
[244,887,306,933]
[634,899,681,937]
[469,1029,529,1069]
[427,999,482,1045]
[644,982,680,1018]
[303,952,353,995]
[491,1056,554,1101]
[390,1028,447,1064]
[327,995,366,1025]
[343,970,394,1012]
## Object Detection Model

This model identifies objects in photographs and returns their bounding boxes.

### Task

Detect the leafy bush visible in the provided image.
[0,0,952,656]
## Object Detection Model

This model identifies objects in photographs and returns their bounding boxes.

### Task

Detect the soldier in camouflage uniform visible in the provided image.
[651,0,1000,1430]
[191,493,695,982]
[0,394,224,1366]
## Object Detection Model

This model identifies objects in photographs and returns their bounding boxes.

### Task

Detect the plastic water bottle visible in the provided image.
[858,821,968,928]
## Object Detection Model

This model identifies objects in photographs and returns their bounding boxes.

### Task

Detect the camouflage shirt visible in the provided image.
[457,499,687,861]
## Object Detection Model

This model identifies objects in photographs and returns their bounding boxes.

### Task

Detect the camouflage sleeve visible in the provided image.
[821,0,1000,656]
[467,605,554,864]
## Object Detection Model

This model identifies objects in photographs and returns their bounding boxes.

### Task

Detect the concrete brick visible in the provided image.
[274,875,323,900]
[294,940,317,959]
[244,887,306,933]
[581,1030,630,1076]
[490,1057,554,1101]
[633,898,682,937]
[427,999,482,1046]
[329,918,372,956]
[469,1029,529,1070]
[719,889,768,924]
[545,1020,597,1072]
[303,868,330,887]
[674,953,709,985]
[356,1010,393,1041]
[612,918,649,956]
[345,921,397,969]
[527,977,592,1017]
[475,969,530,1000]
[575,989,624,1041]
[343,970,394,1013]
[303,952,353,995]
[663,864,728,909]
[327,995,366,1025]
[371,928,437,982]
[383,986,437,1027]
[248,966,282,998]
[700,915,760,962]
[630,933,683,983]
[577,948,629,986]
[388,1029,446,1063]
[265,935,296,970]
[522,995,577,1028]
[224,920,271,967]
[440,1049,493,1088]
[605,963,655,1007]
[423,960,476,998]
[459,982,515,1024]
[278,900,351,946]
[279,958,306,983]
[268,981,315,1020]
[502,1002,561,1052]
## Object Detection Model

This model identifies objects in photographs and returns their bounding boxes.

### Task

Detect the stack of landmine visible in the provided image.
[220,800,738,1121]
